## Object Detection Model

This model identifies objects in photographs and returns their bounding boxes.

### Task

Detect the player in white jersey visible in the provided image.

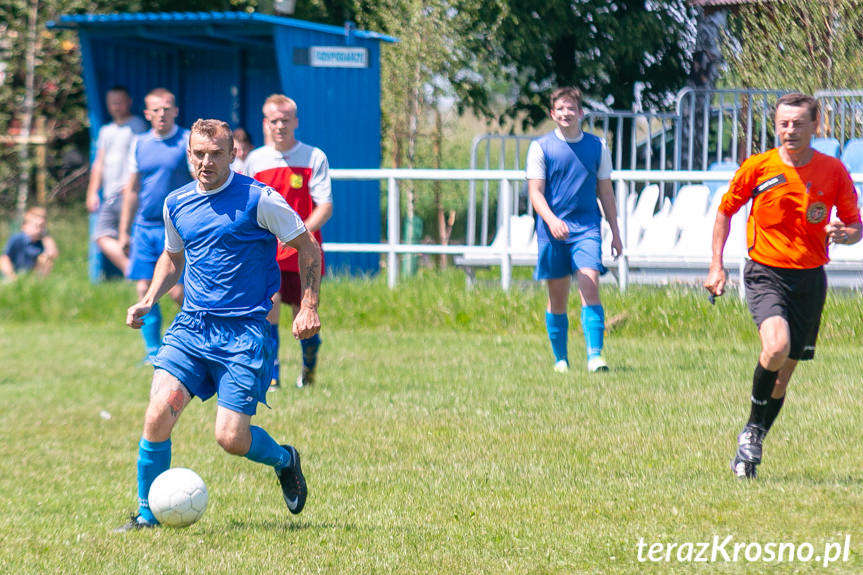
[244,94,332,390]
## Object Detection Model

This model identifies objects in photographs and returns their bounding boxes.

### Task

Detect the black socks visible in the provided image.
[747,363,778,429]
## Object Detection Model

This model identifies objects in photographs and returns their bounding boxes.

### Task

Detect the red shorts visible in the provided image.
[278,271,302,307]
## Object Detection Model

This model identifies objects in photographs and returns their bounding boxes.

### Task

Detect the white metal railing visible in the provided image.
[327,168,863,291]
[327,169,523,290]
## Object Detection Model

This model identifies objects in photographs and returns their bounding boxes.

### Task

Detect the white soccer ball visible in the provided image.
[148,467,209,528]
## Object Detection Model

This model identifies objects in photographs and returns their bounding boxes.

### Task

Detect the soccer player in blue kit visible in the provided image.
[119,88,192,362]
[116,119,321,531]
[526,87,622,373]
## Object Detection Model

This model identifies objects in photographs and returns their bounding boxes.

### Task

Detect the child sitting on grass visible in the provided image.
[1,207,59,280]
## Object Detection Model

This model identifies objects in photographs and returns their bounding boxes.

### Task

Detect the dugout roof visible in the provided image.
[47,11,397,274]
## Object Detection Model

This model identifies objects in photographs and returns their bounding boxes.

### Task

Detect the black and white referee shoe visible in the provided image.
[296,366,315,388]
[736,424,766,464]
[730,424,765,479]
[730,455,758,479]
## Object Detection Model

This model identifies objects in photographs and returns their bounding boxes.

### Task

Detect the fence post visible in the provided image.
[737,203,748,300]
[499,178,512,291]
[387,176,399,289]
[616,179,628,292]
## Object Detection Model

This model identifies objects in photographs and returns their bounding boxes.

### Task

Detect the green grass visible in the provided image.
[3,211,863,573]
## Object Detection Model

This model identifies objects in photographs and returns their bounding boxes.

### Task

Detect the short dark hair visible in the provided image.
[550,87,583,110]
[190,119,233,148]
[107,85,130,96]
[233,127,252,147]
[776,92,819,122]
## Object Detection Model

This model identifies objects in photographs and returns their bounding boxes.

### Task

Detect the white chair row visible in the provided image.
[617,184,747,262]
[458,183,863,275]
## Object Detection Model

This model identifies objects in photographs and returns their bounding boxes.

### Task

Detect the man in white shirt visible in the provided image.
[86,86,147,275]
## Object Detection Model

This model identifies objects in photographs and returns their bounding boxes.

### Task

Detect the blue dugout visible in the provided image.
[47,11,397,279]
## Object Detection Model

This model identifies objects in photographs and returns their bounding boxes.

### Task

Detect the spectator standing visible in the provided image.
[86,86,147,277]
[230,127,253,173]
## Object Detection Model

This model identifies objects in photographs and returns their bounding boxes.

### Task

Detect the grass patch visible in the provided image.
[3,210,863,573]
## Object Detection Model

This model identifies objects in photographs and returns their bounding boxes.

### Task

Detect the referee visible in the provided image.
[704,92,862,479]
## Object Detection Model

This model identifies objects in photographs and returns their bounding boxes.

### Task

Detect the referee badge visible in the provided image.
[290,173,304,189]
[807,201,827,224]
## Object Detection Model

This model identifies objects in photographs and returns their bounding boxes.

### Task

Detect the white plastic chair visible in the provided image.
[493,214,534,251]
[627,184,661,249]
[631,197,676,255]
[670,184,710,227]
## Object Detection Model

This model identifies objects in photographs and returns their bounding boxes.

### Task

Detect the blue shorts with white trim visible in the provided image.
[153,312,274,415]
[534,232,606,280]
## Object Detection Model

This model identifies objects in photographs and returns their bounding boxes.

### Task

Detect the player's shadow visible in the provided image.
[222,518,371,533]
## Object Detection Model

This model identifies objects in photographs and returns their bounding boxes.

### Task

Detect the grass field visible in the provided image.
[3,212,863,573]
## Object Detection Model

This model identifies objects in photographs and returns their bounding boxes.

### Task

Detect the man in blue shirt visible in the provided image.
[526,87,622,373]
[119,87,192,362]
[116,119,321,531]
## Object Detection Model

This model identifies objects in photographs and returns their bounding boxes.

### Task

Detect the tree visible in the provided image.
[721,0,863,94]
[464,0,697,128]
[353,0,504,261]
[0,0,255,214]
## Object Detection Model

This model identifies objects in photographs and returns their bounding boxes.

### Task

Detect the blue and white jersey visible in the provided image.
[129,125,192,226]
[526,129,612,242]
[163,172,306,319]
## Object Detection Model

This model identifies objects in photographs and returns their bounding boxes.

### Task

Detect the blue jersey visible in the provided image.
[132,127,191,226]
[533,130,603,242]
[164,172,305,319]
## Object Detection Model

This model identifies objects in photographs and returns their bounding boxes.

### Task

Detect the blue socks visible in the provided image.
[269,323,280,384]
[547,307,606,364]
[136,429,291,524]
[581,305,605,360]
[300,333,321,372]
[545,312,569,364]
[269,325,322,383]
[141,302,162,359]
[137,438,171,524]
[245,425,292,471]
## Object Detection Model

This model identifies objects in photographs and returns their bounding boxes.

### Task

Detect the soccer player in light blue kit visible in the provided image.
[116,119,320,531]
[119,88,192,362]
[526,87,622,373]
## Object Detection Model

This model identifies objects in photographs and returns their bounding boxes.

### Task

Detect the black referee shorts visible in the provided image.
[743,259,827,361]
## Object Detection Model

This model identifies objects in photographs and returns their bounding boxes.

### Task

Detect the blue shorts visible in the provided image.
[534,233,606,280]
[152,312,274,415]
[127,223,165,280]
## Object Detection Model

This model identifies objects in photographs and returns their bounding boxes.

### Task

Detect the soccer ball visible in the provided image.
[148,467,209,528]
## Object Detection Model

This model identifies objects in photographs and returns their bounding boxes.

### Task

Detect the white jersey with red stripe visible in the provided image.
[243,142,331,271]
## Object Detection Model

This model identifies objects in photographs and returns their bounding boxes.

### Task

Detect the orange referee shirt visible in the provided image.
[719,148,861,269]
